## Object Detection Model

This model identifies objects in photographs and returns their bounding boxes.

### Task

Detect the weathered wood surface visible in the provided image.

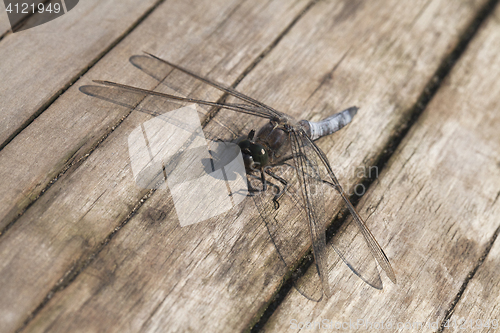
[428,8,500,332]
[0,4,14,37]
[265,3,500,331]
[0,0,162,146]
[0,0,161,226]
[0,0,314,331]
[448,236,500,332]
[0,0,498,332]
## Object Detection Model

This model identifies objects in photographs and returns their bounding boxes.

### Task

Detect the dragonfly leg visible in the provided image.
[246,175,263,196]
[246,169,268,194]
[246,169,284,204]
[264,168,288,209]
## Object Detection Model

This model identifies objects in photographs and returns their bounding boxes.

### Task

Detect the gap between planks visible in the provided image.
[437,225,500,333]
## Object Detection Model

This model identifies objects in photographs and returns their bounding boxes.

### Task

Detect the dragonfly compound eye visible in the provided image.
[238,140,269,171]
[248,143,269,169]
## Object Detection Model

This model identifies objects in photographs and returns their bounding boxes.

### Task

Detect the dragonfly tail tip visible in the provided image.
[347,106,359,118]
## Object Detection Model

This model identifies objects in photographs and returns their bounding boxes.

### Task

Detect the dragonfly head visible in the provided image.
[238,130,269,171]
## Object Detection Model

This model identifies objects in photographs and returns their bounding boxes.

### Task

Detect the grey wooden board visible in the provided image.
[0,0,313,331]
[434,7,500,332]
[0,0,160,146]
[0,0,312,230]
[447,237,500,332]
[0,1,494,331]
[0,0,164,227]
[0,0,494,332]
[264,2,500,332]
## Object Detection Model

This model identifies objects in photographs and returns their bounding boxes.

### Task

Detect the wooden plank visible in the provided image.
[0,0,311,229]
[433,8,500,332]
[0,0,313,332]
[264,2,500,331]
[0,3,13,36]
[0,0,163,226]
[446,236,500,333]
[0,0,160,146]
[1,0,488,332]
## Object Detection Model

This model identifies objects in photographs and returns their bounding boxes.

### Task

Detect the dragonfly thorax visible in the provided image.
[254,122,291,165]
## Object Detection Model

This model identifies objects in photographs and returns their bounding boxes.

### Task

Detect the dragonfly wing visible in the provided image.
[141,53,283,118]
[288,129,393,299]
[90,80,274,119]
[80,84,168,117]
[79,84,213,134]
[82,54,282,121]
[249,161,324,301]
[130,53,284,120]
[288,130,334,298]
[303,134,396,285]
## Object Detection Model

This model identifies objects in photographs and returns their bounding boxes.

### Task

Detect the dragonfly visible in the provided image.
[80,52,396,301]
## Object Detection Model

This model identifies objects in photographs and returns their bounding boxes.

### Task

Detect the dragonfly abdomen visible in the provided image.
[300,106,358,140]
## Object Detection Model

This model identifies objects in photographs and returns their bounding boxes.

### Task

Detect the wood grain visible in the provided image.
[0,0,161,146]
[0,0,312,332]
[0,0,490,332]
[431,7,500,333]
[447,237,500,332]
[0,0,163,227]
[265,2,500,332]
[0,0,314,230]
